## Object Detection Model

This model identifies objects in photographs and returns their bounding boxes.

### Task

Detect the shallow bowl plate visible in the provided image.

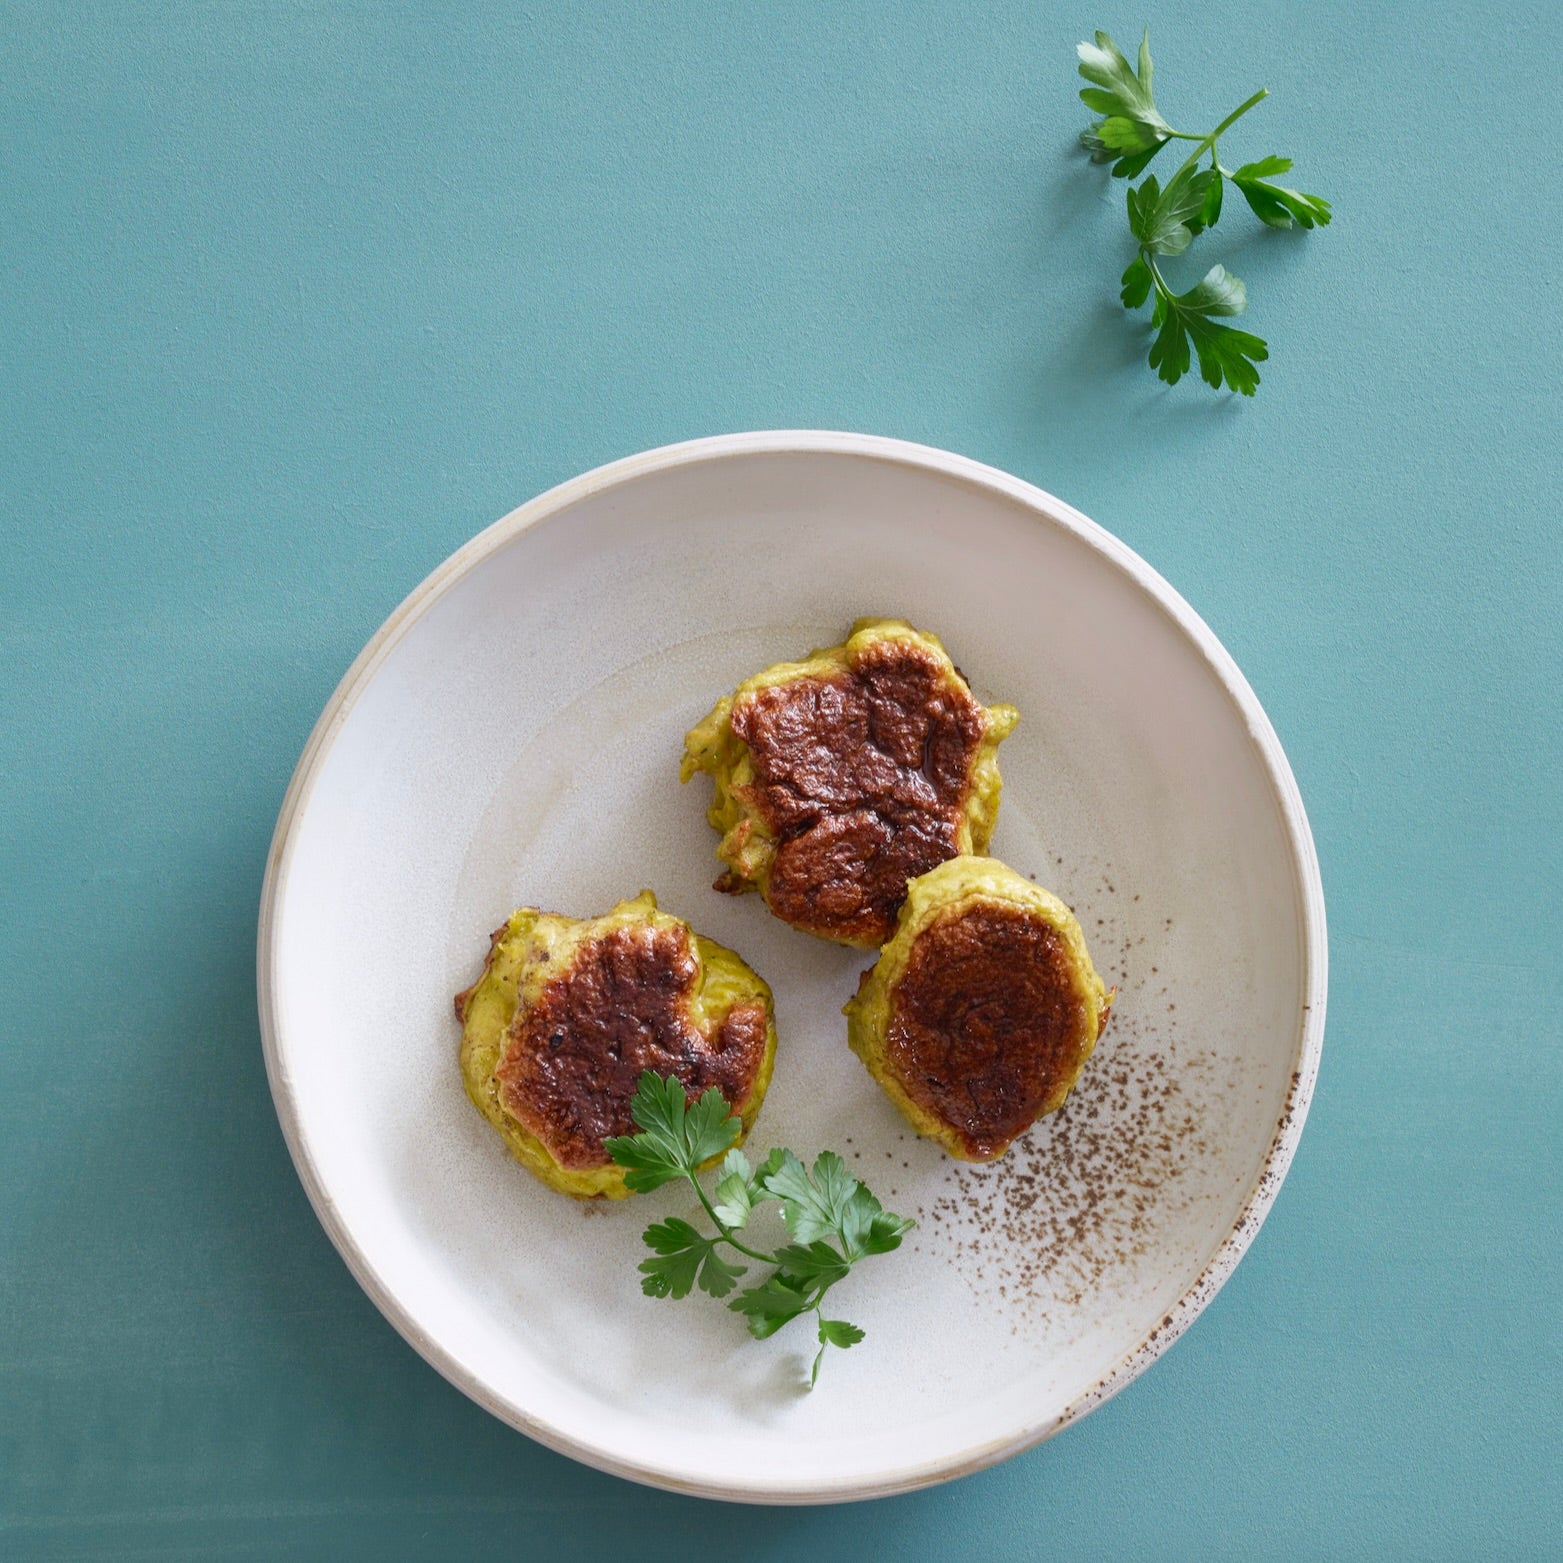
[258,432,1325,1503]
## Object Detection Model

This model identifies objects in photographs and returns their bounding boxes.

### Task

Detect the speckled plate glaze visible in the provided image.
[257,432,1326,1503]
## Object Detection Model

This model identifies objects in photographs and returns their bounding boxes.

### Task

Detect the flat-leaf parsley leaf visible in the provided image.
[1077,28,1330,393]
[604,1072,914,1387]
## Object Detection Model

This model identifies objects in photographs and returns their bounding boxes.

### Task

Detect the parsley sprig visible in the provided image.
[604,1072,914,1387]
[1078,29,1330,394]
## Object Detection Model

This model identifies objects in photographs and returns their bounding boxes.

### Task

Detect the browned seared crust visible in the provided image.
[883,902,1093,1161]
[494,922,768,1169]
[728,640,987,947]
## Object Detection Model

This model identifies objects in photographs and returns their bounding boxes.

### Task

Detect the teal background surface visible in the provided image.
[3,1,1559,1556]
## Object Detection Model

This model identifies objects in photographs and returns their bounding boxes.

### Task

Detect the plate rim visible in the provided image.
[256,429,1328,1504]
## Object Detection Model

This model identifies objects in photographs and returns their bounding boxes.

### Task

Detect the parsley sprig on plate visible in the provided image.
[1078,29,1330,394]
[604,1072,914,1387]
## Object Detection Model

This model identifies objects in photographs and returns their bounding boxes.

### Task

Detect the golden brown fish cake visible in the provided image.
[681,618,1018,948]
[455,891,777,1197]
[845,857,1111,1161]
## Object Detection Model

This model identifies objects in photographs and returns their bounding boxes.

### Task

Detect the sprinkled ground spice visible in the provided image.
[882,864,1242,1329]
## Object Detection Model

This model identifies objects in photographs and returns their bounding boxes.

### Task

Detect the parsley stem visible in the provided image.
[1168,86,1269,182]
[1143,249,1174,303]
[810,1307,829,1387]
[1208,86,1269,140]
[685,1170,773,1264]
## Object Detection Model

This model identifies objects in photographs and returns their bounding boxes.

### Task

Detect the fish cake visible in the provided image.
[682,618,1018,948]
[455,891,776,1198]
[845,857,1111,1161]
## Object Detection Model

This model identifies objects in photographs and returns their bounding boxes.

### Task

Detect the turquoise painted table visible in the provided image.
[4,2,1559,1556]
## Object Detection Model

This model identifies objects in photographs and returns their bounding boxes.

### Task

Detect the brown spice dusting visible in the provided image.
[728,639,989,945]
[902,866,1225,1321]
[495,923,766,1169]
[914,1038,1208,1313]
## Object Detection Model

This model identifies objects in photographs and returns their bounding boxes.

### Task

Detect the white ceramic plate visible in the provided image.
[258,432,1325,1503]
